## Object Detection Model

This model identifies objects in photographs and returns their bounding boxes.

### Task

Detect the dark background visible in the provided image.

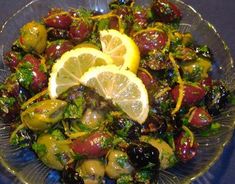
[0,0,234,183]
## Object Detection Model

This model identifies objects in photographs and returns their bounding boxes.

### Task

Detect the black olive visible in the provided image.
[11,44,25,53]
[151,90,174,115]
[108,117,141,140]
[127,142,160,169]
[47,28,69,41]
[152,68,177,87]
[153,68,173,80]
[205,83,229,116]
[171,114,183,130]
[109,0,133,9]
[141,114,167,135]
[118,0,133,5]
[62,167,84,184]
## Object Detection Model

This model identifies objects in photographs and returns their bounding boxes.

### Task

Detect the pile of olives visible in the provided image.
[0,0,231,183]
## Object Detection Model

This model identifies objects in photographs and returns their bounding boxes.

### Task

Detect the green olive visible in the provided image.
[77,159,105,183]
[105,150,134,179]
[182,33,193,46]
[20,21,47,53]
[81,109,104,129]
[181,57,212,79]
[36,133,72,170]
[21,99,67,131]
[140,136,177,169]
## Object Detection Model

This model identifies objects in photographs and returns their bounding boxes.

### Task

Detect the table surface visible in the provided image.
[0,0,234,184]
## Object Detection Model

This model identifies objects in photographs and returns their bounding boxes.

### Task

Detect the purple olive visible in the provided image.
[0,95,20,123]
[69,20,93,44]
[44,9,72,29]
[16,54,47,93]
[133,29,168,56]
[71,131,112,158]
[132,7,152,33]
[108,16,120,30]
[188,107,212,128]
[174,129,198,162]
[151,0,182,23]
[4,51,22,71]
[171,84,206,106]
[137,69,156,90]
[45,40,74,61]
[200,77,213,90]
[112,6,133,33]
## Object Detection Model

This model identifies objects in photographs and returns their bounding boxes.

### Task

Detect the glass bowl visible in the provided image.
[0,0,234,183]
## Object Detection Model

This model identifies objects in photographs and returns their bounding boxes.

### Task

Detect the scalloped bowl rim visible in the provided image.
[0,0,234,183]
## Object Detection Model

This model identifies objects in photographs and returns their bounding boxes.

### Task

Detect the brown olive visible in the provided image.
[108,117,141,140]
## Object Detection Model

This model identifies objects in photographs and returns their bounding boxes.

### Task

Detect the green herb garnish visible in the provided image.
[32,143,47,157]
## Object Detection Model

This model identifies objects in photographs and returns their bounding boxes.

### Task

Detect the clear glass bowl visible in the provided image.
[0,0,234,183]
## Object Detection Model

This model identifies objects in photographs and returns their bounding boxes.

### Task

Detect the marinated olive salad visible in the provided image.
[0,0,231,183]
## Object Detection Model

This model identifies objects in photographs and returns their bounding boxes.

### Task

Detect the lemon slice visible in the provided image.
[100,29,140,73]
[79,65,149,124]
[48,47,113,99]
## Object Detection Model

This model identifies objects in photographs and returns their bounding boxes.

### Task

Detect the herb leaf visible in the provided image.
[51,129,65,141]
[64,96,85,119]
[16,62,33,89]
[32,142,47,157]
[116,155,128,168]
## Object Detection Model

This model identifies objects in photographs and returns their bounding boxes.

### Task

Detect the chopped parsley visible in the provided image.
[16,62,33,90]
[183,65,203,82]
[100,136,113,149]
[182,118,189,126]
[116,155,128,168]
[10,134,29,148]
[32,142,47,157]
[77,8,92,19]
[228,93,235,105]
[168,154,178,167]
[116,119,133,138]
[0,97,16,113]
[200,122,221,137]
[117,174,133,184]
[135,169,151,183]
[55,153,69,165]
[73,8,93,24]
[51,129,65,141]
[165,133,175,148]
[64,96,85,119]
[73,153,86,161]
[88,32,102,49]
[75,122,92,132]
[97,18,110,31]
